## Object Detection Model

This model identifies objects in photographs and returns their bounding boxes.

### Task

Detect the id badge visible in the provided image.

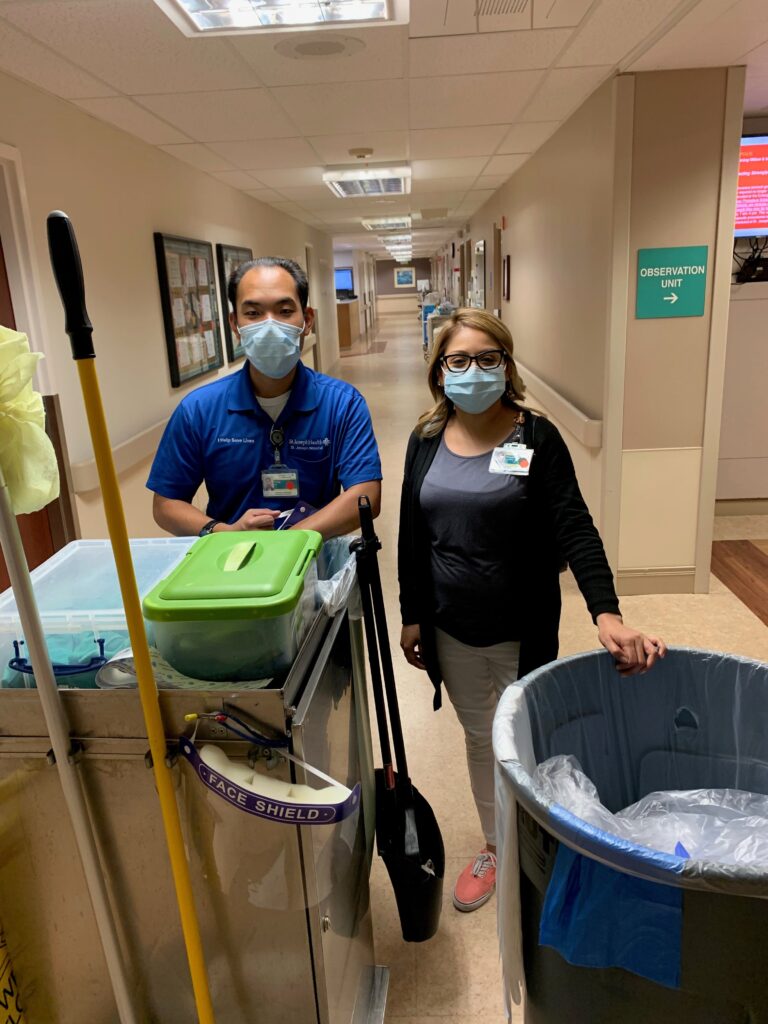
[262,464,300,498]
[489,443,534,476]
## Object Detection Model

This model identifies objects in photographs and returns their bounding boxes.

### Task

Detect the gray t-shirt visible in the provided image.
[420,433,528,647]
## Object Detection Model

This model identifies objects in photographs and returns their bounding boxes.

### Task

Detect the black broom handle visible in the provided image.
[357,498,410,785]
[353,533,395,789]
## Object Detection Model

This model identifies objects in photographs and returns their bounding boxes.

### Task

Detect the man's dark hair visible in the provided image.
[227,256,309,311]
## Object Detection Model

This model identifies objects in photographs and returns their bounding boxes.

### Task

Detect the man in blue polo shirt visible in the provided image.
[147,257,381,539]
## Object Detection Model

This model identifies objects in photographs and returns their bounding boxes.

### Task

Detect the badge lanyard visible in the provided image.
[489,415,534,476]
[261,425,300,499]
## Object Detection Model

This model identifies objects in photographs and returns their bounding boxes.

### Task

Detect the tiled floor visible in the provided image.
[336,313,768,1024]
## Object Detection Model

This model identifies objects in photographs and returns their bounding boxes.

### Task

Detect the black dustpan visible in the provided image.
[352,497,444,943]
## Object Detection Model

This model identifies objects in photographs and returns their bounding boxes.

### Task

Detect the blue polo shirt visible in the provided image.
[147,362,382,524]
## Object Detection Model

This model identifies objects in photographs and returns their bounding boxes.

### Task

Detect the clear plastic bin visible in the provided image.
[0,538,194,689]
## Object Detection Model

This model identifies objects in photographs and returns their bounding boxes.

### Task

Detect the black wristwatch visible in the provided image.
[199,519,220,536]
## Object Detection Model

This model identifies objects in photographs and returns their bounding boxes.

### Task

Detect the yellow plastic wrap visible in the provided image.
[0,326,59,515]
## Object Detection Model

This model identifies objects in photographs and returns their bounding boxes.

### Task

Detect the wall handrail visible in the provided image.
[516,359,603,449]
[72,417,168,493]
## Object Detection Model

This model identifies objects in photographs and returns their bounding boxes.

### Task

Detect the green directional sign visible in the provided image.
[636,245,708,319]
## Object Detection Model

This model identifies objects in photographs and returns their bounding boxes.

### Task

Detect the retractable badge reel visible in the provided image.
[262,425,300,498]
[489,419,534,476]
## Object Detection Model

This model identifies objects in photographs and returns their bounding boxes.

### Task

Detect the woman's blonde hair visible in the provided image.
[415,307,526,438]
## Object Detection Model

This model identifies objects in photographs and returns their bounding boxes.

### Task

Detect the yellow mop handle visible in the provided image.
[47,210,214,1024]
[77,362,214,1024]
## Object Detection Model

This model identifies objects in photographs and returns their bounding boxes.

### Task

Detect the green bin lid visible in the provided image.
[142,530,322,622]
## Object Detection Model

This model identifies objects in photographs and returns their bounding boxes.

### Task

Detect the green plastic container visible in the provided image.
[142,530,322,681]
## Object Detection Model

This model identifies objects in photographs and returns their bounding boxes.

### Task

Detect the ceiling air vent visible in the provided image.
[418,208,449,221]
[476,0,529,13]
[323,165,411,198]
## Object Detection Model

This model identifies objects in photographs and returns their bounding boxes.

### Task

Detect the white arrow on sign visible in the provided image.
[663,293,678,304]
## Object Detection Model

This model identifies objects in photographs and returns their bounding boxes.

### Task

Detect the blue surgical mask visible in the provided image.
[443,364,507,414]
[238,318,304,379]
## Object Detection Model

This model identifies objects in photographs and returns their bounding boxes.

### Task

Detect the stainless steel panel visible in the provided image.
[292,612,376,1024]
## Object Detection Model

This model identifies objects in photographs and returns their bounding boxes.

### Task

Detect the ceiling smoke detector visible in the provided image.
[349,147,375,159]
[275,34,366,58]
[323,164,411,198]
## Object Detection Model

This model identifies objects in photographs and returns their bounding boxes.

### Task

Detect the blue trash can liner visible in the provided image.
[493,647,768,1023]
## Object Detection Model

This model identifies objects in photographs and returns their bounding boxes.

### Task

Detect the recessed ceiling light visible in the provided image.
[377,234,411,245]
[361,216,411,231]
[155,0,391,33]
[323,165,411,198]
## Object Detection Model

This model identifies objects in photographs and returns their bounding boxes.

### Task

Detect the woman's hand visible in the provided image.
[400,624,426,670]
[596,613,667,676]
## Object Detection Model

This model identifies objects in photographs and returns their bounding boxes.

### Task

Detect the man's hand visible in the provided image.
[401,624,426,670]
[224,508,281,531]
[596,613,667,676]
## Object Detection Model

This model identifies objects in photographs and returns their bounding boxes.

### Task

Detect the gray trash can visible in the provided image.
[493,647,768,1024]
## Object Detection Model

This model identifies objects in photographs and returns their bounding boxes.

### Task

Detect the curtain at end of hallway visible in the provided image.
[0,325,59,515]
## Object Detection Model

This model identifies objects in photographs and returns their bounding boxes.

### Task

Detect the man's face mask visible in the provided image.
[238,318,304,379]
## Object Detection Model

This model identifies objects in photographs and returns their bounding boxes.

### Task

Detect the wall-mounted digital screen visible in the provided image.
[735,135,768,237]
[335,267,354,291]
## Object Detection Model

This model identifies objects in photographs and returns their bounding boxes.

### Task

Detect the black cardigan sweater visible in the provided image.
[398,411,621,709]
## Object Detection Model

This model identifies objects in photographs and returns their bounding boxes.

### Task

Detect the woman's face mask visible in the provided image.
[238,317,304,379]
[442,363,507,414]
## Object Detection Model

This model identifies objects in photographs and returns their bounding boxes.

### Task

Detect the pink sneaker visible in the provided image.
[453,850,497,912]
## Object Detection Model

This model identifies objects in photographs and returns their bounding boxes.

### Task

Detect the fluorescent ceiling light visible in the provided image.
[361,216,411,231]
[323,165,411,199]
[158,0,390,33]
[377,234,411,245]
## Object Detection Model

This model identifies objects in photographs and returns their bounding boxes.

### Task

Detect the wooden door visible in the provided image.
[0,234,76,590]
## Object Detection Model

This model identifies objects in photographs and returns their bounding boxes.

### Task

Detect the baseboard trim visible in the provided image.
[617,566,695,596]
[715,498,768,516]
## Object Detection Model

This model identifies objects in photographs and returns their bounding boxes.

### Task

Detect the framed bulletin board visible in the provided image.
[216,242,253,363]
[154,233,224,387]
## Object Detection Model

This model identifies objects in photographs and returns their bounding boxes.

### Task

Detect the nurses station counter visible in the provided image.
[0,539,386,1024]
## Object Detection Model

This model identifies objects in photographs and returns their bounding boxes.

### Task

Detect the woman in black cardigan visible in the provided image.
[398,308,665,913]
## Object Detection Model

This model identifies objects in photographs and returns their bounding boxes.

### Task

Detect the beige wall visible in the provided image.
[438,67,742,593]
[0,69,337,538]
[718,280,768,499]
[462,77,617,423]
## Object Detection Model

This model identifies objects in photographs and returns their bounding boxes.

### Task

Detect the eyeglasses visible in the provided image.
[440,349,507,373]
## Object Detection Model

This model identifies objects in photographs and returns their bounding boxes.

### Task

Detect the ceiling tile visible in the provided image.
[520,66,612,121]
[159,143,234,172]
[0,0,260,94]
[211,170,266,189]
[410,69,546,129]
[0,17,116,99]
[559,0,683,68]
[483,153,529,175]
[409,125,508,159]
[272,79,410,134]
[276,185,337,201]
[307,131,409,164]
[409,0,477,39]
[136,89,299,143]
[245,188,285,202]
[411,157,488,178]
[254,166,326,188]
[474,174,510,189]
[208,137,320,170]
[410,176,479,193]
[533,0,593,29]
[410,28,571,78]
[631,0,768,71]
[73,97,190,145]
[497,120,560,153]
[231,25,408,86]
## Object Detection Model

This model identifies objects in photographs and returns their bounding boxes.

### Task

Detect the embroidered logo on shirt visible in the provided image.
[217,436,256,444]
[288,437,331,452]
